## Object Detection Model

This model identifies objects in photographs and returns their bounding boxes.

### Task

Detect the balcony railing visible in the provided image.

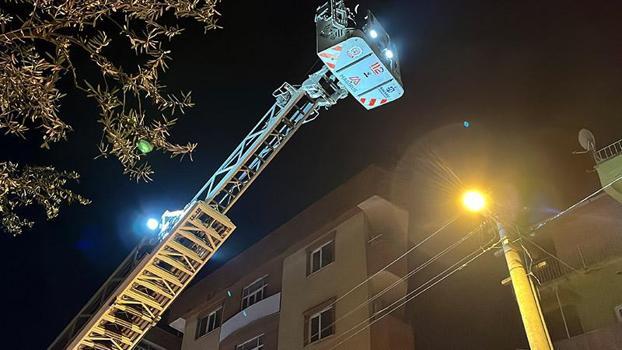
[554,322,622,350]
[533,236,622,284]
[532,258,575,284]
[594,138,622,164]
[219,292,281,341]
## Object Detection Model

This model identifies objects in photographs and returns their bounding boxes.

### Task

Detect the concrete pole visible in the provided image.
[496,220,554,350]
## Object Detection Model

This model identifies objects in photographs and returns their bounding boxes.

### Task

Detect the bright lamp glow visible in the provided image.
[369,29,378,39]
[384,49,394,59]
[462,191,486,213]
[146,218,159,230]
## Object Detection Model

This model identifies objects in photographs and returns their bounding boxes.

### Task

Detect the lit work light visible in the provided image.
[146,218,159,230]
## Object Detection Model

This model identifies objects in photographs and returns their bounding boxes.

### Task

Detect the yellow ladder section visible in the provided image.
[67,201,236,350]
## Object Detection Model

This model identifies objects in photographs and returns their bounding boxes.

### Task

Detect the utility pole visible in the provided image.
[496,220,554,350]
[462,190,553,349]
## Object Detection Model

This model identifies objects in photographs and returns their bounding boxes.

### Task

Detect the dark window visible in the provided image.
[237,334,264,350]
[195,307,222,338]
[242,276,268,309]
[308,306,334,344]
[310,240,334,274]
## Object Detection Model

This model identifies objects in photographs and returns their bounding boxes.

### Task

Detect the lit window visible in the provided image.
[310,240,334,274]
[308,306,334,344]
[242,276,268,309]
[196,307,222,338]
[237,334,264,350]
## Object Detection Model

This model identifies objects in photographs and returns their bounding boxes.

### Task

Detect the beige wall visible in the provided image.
[278,211,372,350]
[220,313,279,350]
[550,258,622,332]
[182,314,221,350]
[180,257,283,350]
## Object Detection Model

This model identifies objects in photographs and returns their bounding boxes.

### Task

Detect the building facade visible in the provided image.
[533,193,622,349]
[153,167,414,350]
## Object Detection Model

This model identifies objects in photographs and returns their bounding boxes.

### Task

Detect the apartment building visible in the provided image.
[154,166,414,350]
[532,193,622,349]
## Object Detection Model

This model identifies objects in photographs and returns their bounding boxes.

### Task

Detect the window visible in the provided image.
[309,240,334,274]
[307,306,334,344]
[242,276,268,309]
[195,307,222,338]
[237,334,264,350]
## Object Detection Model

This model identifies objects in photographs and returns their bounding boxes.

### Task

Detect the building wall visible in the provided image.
[181,299,223,350]
[220,313,280,350]
[542,258,622,334]
[536,194,622,346]
[278,211,372,350]
[158,167,415,350]
[180,256,283,350]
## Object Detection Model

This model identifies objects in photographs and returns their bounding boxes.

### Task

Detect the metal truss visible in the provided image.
[191,65,347,214]
[59,202,235,350]
[50,66,347,350]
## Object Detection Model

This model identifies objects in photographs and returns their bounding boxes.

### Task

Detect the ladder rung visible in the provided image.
[92,326,133,346]
[134,278,175,299]
[166,240,203,262]
[189,218,224,242]
[81,337,123,350]
[113,305,154,323]
[101,314,144,333]
[124,289,165,311]
[144,265,183,287]
[156,254,194,275]
[176,229,212,251]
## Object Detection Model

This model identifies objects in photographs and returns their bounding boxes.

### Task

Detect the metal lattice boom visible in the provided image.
[68,202,235,350]
[50,67,347,350]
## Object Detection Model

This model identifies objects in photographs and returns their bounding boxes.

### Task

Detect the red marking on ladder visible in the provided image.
[380,99,388,104]
[333,45,343,51]
[360,98,366,104]
[326,62,336,69]
[319,52,336,59]
[369,98,377,107]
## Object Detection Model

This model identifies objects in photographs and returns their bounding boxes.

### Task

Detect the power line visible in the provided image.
[531,173,622,233]
[312,222,482,340]
[327,240,500,350]
[519,233,580,273]
[327,215,460,309]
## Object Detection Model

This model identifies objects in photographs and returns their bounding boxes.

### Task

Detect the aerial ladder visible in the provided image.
[49,1,403,349]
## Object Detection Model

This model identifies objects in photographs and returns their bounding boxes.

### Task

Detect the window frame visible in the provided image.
[306,304,335,345]
[236,334,264,350]
[241,275,268,310]
[306,233,336,276]
[195,306,223,339]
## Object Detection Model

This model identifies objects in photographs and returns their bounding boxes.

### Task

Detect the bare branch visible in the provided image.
[1,0,221,180]
[0,161,90,236]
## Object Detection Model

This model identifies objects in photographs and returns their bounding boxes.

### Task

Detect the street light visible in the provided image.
[460,190,553,350]
[462,190,486,213]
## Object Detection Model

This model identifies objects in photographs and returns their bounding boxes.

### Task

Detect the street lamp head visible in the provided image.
[462,190,486,213]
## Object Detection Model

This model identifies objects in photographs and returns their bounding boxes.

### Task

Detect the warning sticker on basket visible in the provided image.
[318,36,403,110]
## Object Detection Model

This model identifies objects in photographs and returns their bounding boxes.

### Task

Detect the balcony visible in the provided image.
[219,292,281,341]
[594,138,622,203]
[595,139,622,164]
[554,322,622,350]
[533,236,622,285]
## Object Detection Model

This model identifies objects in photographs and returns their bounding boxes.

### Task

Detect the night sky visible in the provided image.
[2,0,622,349]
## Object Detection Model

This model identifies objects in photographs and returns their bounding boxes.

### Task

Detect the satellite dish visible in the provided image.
[578,128,596,151]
